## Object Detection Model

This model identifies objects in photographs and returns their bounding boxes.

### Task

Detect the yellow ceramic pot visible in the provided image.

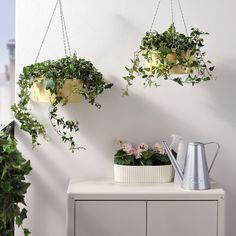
[31,78,83,103]
[145,49,195,74]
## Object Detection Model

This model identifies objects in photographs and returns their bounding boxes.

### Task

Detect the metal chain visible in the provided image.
[59,0,68,56]
[149,0,161,32]
[35,0,59,63]
[35,0,71,63]
[171,0,175,47]
[59,0,71,56]
[171,0,174,24]
[177,0,189,36]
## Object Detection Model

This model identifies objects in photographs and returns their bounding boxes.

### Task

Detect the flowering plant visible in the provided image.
[114,140,173,166]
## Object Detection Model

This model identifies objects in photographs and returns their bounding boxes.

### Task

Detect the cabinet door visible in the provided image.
[75,201,146,236]
[147,201,217,236]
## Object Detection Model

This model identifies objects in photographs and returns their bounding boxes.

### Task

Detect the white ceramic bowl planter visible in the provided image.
[114,164,173,183]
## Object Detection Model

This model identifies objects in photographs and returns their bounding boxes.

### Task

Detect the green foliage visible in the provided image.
[0,127,32,236]
[123,24,215,95]
[114,149,172,166]
[12,53,113,152]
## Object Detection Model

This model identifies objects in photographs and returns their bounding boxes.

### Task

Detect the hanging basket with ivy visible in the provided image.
[123,0,215,95]
[11,0,113,152]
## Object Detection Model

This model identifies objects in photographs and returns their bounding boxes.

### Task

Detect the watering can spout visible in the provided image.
[162,141,184,182]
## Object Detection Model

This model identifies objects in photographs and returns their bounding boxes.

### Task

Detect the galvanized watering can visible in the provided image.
[162,141,220,190]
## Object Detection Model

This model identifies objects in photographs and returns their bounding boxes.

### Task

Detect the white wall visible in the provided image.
[16,0,236,235]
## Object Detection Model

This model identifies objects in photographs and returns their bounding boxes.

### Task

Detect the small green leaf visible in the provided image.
[209,66,215,71]
[1,181,13,192]
[24,228,31,236]
[16,216,23,227]
[44,77,55,91]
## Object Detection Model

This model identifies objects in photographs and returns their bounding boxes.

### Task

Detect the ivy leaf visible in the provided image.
[16,216,23,227]
[104,83,113,89]
[1,165,8,179]
[24,228,31,236]
[44,77,56,91]
[209,66,215,71]
[173,78,184,86]
[0,181,13,192]
[20,208,28,221]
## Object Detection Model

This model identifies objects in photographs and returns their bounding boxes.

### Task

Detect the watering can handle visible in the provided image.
[204,142,220,173]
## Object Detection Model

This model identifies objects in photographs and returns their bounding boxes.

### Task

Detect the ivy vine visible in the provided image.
[12,53,113,152]
[123,24,215,95]
[0,126,32,236]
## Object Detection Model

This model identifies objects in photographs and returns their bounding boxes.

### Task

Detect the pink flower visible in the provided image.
[127,148,134,155]
[122,143,133,155]
[133,148,142,159]
[138,143,148,151]
[154,143,165,155]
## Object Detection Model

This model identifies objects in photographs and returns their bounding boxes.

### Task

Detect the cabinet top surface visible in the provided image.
[67,179,225,200]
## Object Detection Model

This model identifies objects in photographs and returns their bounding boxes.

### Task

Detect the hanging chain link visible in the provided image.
[59,0,71,56]
[149,0,161,32]
[35,0,59,63]
[170,0,176,47]
[171,0,174,25]
[177,0,189,36]
[35,0,71,63]
[149,0,189,37]
[59,0,68,57]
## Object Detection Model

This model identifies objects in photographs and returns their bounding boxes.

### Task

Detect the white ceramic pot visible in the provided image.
[114,164,173,183]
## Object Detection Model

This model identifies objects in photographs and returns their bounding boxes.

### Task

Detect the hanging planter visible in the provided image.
[31,78,83,103]
[12,54,113,152]
[11,0,113,152]
[123,0,215,95]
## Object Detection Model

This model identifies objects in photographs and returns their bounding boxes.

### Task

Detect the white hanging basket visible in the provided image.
[114,164,173,183]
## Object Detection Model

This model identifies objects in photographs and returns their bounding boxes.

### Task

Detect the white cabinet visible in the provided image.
[67,179,225,236]
[75,201,146,236]
[147,201,217,236]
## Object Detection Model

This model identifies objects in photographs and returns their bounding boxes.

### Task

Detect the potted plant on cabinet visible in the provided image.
[0,125,32,236]
[123,24,215,95]
[12,53,113,152]
[114,140,175,183]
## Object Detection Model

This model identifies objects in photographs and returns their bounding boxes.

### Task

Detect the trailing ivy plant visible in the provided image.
[123,24,215,95]
[0,126,32,236]
[12,53,113,152]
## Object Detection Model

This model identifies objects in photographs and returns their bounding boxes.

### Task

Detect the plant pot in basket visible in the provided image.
[145,49,195,74]
[31,78,83,103]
